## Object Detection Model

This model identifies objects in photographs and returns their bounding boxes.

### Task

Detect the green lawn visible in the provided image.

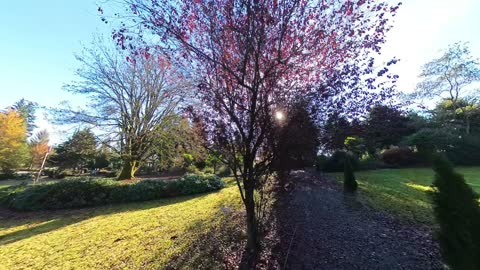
[329,167,480,225]
[0,179,243,270]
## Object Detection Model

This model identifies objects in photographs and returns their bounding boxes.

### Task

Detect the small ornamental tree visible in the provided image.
[343,153,358,192]
[431,154,480,270]
[29,129,50,169]
[109,0,402,259]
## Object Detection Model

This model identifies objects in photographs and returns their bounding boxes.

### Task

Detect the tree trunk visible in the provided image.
[118,159,139,180]
[240,180,258,269]
[466,114,471,135]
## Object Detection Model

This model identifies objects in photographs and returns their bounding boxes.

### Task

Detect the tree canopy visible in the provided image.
[0,109,29,173]
[59,42,189,179]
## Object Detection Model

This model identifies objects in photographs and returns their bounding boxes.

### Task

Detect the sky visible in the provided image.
[0,0,479,144]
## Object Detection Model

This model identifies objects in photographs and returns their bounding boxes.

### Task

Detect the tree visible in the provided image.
[410,42,480,134]
[49,129,97,172]
[12,99,38,137]
[0,109,29,173]
[343,153,358,192]
[404,128,457,156]
[432,98,480,134]
[112,0,401,259]
[59,42,188,179]
[149,114,207,172]
[320,113,361,153]
[29,129,50,169]
[363,105,413,152]
[274,99,320,173]
[431,154,480,270]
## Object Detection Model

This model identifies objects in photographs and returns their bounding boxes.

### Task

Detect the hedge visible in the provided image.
[1,174,224,211]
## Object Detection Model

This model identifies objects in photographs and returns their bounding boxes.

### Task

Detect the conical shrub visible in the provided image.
[343,153,358,192]
[431,154,480,270]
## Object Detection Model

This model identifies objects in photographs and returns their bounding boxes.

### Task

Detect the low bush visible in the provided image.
[216,166,231,177]
[0,171,17,180]
[358,155,390,170]
[202,167,215,174]
[380,147,422,167]
[2,174,225,211]
[186,164,200,174]
[320,151,359,172]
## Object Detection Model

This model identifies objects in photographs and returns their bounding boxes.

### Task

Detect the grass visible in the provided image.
[0,178,244,270]
[329,167,480,225]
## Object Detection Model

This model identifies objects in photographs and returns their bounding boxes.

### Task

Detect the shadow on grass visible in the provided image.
[164,209,246,270]
[0,191,220,246]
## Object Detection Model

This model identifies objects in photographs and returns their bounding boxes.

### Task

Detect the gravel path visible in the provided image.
[274,170,444,270]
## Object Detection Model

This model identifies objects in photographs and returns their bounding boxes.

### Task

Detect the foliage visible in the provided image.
[112,0,401,254]
[328,167,480,225]
[0,109,29,173]
[315,155,329,172]
[274,100,320,172]
[48,129,97,172]
[410,42,480,134]
[432,98,480,135]
[431,155,480,270]
[320,113,361,152]
[446,135,480,166]
[363,105,414,152]
[12,98,38,136]
[0,183,242,269]
[57,42,188,180]
[357,155,389,171]
[29,129,50,169]
[2,174,224,211]
[150,115,208,173]
[318,151,359,173]
[403,128,458,156]
[343,154,358,192]
[380,147,422,167]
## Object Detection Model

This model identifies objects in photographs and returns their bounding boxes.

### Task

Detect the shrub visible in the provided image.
[315,155,329,171]
[380,147,422,167]
[203,167,215,174]
[404,128,457,156]
[446,135,480,166]
[343,154,358,192]
[2,174,224,211]
[185,164,200,174]
[0,171,17,180]
[216,166,231,177]
[431,154,480,270]
[322,151,359,172]
[183,154,194,167]
[358,155,389,170]
[194,160,207,170]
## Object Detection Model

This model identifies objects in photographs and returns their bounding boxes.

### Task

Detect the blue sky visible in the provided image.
[0,1,109,108]
[0,0,479,144]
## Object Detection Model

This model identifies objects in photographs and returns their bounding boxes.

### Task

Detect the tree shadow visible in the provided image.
[0,191,218,246]
[164,209,246,270]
